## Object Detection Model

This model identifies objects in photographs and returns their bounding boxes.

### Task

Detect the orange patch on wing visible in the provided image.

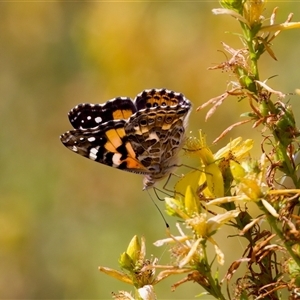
[113,109,134,120]
[161,123,172,130]
[116,127,126,138]
[105,129,122,152]
[123,157,147,170]
[141,126,149,134]
[147,93,177,106]
[125,142,137,159]
[104,141,117,153]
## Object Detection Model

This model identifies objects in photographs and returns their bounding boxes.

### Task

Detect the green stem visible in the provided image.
[201,242,227,300]
[276,142,298,187]
[240,22,259,81]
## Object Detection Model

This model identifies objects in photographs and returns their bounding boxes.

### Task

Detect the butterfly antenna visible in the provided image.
[146,189,170,229]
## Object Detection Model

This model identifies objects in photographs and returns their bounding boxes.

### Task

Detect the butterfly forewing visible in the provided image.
[68,97,136,129]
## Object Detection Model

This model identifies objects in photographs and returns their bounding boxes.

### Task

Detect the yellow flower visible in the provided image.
[206,154,267,205]
[155,209,239,268]
[100,236,157,289]
[244,0,265,26]
[182,133,254,199]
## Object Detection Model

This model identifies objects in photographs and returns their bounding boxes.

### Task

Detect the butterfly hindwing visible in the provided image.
[135,89,187,110]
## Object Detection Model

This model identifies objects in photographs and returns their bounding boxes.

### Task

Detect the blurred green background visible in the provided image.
[0,2,299,299]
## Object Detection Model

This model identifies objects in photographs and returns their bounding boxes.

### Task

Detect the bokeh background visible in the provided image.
[1,2,299,299]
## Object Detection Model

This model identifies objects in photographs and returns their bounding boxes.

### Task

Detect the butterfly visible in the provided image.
[60,88,192,190]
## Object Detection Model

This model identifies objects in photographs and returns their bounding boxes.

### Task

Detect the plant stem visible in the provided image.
[240,22,260,81]
[257,201,300,268]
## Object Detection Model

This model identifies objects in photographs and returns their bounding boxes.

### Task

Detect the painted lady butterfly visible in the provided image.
[60,88,192,190]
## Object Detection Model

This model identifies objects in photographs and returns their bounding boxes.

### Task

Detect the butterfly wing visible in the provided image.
[125,104,191,175]
[60,121,150,174]
[135,88,190,110]
[123,89,192,188]
[68,97,136,129]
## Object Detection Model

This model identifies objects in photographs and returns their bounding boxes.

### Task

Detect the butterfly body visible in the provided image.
[60,89,192,190]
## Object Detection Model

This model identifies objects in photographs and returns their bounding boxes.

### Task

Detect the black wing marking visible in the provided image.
[68,97,136,129]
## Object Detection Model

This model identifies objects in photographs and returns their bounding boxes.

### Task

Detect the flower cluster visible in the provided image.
[98,1,300,299]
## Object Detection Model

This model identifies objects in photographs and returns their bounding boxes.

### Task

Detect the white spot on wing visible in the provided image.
[72,146,78,152]
[88,137,96,142]
[87,116,92,120]
[95,116,102,123]
[89,147,99,160]
[112,153,122,166]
